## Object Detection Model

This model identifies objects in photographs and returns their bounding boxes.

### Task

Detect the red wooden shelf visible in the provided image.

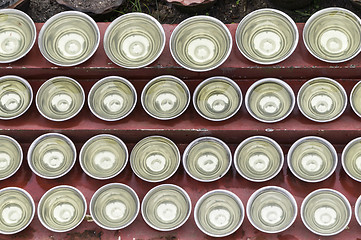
[1,23,361,80]
[0,23,360,240]
[0,78,360,145]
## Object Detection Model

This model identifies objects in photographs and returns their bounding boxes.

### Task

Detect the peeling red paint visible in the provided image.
[0,22,360,240]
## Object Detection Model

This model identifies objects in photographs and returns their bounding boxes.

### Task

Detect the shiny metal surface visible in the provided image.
[0,75,33,120]
[0,135,22,180]
[194,189,244,237]
[287,136,337,182]
[37,185,87,233]
[183,136,231,182]
[141,184,191,231]
[170,16,232,72]
[27,133,76,179]
[234,136,283,182]
[141,75,190,120]
[193,76,242,121]
[80,134,128,180]
[0,9,36,63]
[303,7,361,63]
[297,77,347,122]
[90,183,139,230]
[130,135,180,182]
[36,76,85,121]
[104,13,165,69]
[38,11,100,67]
[301,189,352,236]
[236,8,298,65]
[247,186,297,233]
[245,78,295,123]
[0,187,35,235]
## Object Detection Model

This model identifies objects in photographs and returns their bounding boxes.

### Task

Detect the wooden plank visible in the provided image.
[0,24,361,79]
[0,23,360,240]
